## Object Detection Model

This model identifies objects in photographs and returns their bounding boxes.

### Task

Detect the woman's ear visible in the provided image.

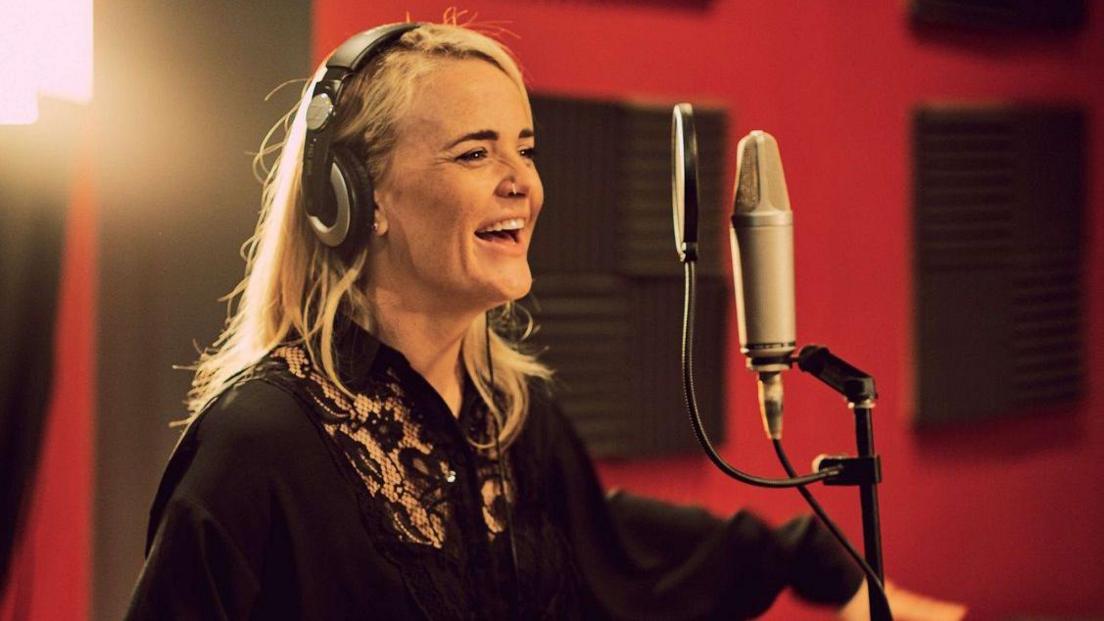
[371,190,390,236]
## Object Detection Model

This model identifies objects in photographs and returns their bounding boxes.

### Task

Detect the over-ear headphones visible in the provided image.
[301,22,422,251]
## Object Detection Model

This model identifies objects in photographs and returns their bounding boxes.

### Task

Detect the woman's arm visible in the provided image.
[534,390,865,619]
[125,380,306,620]
[127,497,263,620]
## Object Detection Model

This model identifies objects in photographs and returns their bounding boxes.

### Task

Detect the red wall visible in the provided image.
[315,2,1104,618]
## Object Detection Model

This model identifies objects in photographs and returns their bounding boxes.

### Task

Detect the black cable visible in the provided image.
[485,311,522,618]
[681,259,892,615]
[681,261,838,488]
[771,439,893,618]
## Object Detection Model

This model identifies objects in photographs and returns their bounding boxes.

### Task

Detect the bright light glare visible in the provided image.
[0,0,94,125]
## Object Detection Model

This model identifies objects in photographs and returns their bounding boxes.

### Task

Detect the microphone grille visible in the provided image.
[735,137,760,210]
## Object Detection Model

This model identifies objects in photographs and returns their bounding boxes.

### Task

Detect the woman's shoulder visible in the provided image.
[518,380,582,451]
[147,365,330,533]
[196,376,309,442]
[181,354,323,466]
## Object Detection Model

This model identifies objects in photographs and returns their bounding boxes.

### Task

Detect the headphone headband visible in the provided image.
[301,22,422,248]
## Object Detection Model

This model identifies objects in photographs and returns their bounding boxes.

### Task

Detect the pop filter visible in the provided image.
[671,103,699,263]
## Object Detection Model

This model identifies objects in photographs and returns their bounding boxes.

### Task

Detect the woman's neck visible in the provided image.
[367,289,476,417]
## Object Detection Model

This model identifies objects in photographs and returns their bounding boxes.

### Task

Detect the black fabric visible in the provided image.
[605,492,864,609]
[126,323,862,620]
[0,105,75,597]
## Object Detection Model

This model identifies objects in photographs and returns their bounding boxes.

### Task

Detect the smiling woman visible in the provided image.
[370,57,543,336]
[122,18,937,621]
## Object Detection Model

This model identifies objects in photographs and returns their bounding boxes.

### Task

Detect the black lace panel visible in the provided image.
[263,344,580,619]
[271,346,511,548]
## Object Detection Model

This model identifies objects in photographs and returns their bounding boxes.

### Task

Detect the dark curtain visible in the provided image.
[0,100,78,602]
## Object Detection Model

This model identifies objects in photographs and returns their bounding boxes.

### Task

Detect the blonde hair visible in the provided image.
[186,20,551,446]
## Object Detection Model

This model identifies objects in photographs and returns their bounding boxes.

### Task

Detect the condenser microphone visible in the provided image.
[731,131,795,439]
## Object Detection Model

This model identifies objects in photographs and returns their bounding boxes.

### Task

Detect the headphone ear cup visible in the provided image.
[330,145,376,252]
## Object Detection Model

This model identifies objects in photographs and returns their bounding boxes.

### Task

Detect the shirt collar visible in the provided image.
[330,313,404,392]
[330,314,486,421]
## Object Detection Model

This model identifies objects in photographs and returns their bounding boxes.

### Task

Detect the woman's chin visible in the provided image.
[484,270,533,305]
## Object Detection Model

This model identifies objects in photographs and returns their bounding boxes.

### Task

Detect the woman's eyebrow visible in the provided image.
[444,129,497,149]
[443,128,535,150]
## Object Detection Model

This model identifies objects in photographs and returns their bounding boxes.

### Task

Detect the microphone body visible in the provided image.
[731,131,796,439]
[730,220,795,365]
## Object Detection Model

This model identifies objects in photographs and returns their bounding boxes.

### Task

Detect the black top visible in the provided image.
[126,322,862,620]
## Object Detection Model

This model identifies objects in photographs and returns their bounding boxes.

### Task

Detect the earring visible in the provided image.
[371,220,379,232]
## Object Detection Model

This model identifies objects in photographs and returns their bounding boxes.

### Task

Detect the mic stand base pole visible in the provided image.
[797,345,889,621]
[854,401,887,618]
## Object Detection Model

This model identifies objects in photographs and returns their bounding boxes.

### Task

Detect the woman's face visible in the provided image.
[371,57,543,313]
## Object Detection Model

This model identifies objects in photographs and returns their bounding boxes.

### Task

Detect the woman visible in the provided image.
[126,19,964,620]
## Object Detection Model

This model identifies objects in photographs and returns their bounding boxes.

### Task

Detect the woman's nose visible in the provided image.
[495,157,538,198]
[497,176,527,198]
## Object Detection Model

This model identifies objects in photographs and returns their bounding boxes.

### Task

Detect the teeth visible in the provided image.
[477,218,525,233]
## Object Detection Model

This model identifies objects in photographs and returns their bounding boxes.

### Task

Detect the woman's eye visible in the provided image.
[457,149,487,162]
[520,146,537,160]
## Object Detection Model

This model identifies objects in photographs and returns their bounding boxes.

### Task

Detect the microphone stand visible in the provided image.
[797,345,887,619]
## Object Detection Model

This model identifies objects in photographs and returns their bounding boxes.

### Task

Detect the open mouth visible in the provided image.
[475,217,526,245]
[475,229,519,243]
